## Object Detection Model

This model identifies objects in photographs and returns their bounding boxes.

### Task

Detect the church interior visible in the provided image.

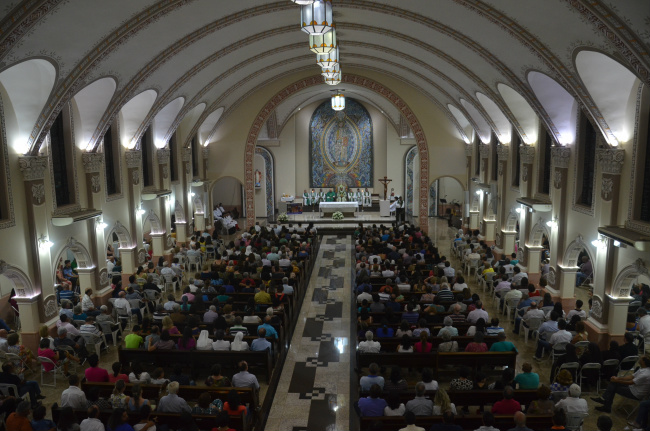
[0,1,649,430]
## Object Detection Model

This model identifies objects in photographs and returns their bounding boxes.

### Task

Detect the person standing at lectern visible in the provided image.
[396,196,405,223]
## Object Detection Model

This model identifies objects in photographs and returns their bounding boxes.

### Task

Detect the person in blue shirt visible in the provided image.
[257,316,279,340]
[358,384,387,417]
[30,405,56,431]
[250,328,272,352]
[62,260,79,290]
[375,320,394,338]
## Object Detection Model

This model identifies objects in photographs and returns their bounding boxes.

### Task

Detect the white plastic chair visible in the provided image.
[115,304,135,330]
[187,255,201,272]
[0,383,29,403]
[80,332,107,358]
[144,289,162,306]
[163,273,177,294]
[505,298,520,321]
[522,317,542,344]
[574,340,589,356]
[482,272,496,293]
[579,362,601,393]
[550,342,568,363]
[565,412,588,431]
[98,320,122,347]
[38,356,62,388]
[128,298,148,317]
[466,258,480,277]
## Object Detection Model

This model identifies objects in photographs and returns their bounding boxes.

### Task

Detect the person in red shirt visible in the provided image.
[414,332,433,353]
[212,411,237,431]
[84,354,109,382]
[37,338,62,374]
[108,362,129,383]
[491,386,521,414]
[465,332,489,352]
[6,401,31,431]
[223,389,248,416]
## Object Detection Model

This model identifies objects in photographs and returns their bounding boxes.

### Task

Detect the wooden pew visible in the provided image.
[360,414,552,431]
[52,406,249,431]
[356,351,517,377]
[359,335,502,352]
[80,381,258,411]
[118,346,273,382]
[368,390,540,411]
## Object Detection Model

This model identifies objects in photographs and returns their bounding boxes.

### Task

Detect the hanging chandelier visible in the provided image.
[291,0,315,4]
[300,0,333,35]
[309,28,337,54]
[321,63,340,79]
[316,45,339,69]
[324,68,342,85]
[331,91,345,111]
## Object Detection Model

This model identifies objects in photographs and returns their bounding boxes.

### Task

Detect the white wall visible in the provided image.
[212,177,243,211]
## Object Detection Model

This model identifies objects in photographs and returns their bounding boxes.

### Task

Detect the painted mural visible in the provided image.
[309,98,373,187]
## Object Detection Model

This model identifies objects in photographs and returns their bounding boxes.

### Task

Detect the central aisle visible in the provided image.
[266,234,353,431]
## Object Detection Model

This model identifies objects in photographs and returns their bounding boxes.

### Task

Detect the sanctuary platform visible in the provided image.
[267,210,401,234]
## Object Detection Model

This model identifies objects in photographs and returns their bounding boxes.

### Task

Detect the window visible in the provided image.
[491,135,498,182]
[103,123,120,196]
[140,127,153,188]
[169,135,178,182]
[639,111,650,222]
[512,134,521,187]
[0,130,8,222]
[474,141,480,176]
[577,114,598,207]
[538,129,552,195]
[191,135,199,178]
[50,111,74,207]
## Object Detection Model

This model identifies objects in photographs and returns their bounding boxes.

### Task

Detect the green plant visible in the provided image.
[277,212,289,223]
[332,211,344,221]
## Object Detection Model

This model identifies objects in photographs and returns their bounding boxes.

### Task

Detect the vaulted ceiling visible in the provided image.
[0,0,647,155]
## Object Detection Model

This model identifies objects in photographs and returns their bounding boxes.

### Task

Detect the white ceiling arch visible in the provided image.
[152,96,185,149]
[527,71,578,145]
[118,88,158,149]
[476,92,512,144]
[460,98,493,143]
[447,104,475,144]
[497,83,539,144]
[198,107,224,146]
[71,77,117,151]
[575,50,642,145]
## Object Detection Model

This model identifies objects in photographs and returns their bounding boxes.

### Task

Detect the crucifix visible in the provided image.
[378,176,392,201]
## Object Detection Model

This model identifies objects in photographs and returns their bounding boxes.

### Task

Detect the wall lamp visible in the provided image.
[38,235,53,249]
[591,236,607,249]
[546,218,558,229]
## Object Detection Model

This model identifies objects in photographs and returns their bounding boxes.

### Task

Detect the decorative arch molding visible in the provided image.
[405,146,417,216]
[243,74,430,231]
[174,200,186,224]
[611,258,648,298]
[504,209,518,232]
[192,196,204,215]
[529,217,551,247]
[562,235,594,268]
[54,237,94,270]
[0,260,37,298]
[255,147,275,218]
[142,209,164,235]
[470,195,480,213]
[105,221,134,249]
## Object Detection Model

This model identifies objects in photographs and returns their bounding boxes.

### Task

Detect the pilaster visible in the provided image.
[519,146,535,197]
[496,145,510,241]
[549,147,572,299]
[124,151,143,272]
[181,148,193,234]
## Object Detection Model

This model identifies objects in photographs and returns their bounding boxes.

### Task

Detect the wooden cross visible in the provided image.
[378,176,392,200]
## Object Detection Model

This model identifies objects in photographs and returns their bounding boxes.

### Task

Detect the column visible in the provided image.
[496,145,510,252]
[519,146,535,198]
[156,149,173,253]
[124,151,144,272]
[202,147,212,227]
[464,144,473,231]
[181,148,193,235]
[588,149,626,337]
[17,156,52,305]
[546,147,571,298]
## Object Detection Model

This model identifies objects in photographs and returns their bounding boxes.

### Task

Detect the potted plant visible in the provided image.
[332,211,344,221]
[277,213,289,223]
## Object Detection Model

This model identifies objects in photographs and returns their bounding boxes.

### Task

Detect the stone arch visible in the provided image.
[255,147,275,218]
[0,260,37,298]
[611,258,648,298]
[174,200,186,224]
[563,234,595,268]
[428,176,465,218]
[529,217,551,247]
[53,237,94,270]
[244,74,430,232]
[105,220,134,249]
[504,209,518,232]
[142,209,164,234]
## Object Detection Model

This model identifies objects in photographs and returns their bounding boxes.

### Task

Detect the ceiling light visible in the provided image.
[321,63,340,79]
[301,0,333,35]
[309,28,336,54]
[331,91,345,111]
[38,235,53,249]
[324,68,341,85]
[291,0,315,4]
[316,45,339,69]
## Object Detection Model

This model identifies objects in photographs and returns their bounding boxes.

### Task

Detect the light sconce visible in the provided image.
[475,190,482,195]
[96,219,108,230]
[515,208,522,214]
[190,192,196,197]
[191,180,204,187]
[546,218,558,229]
[38,235,53,249]
[591,237,607,249]
[137,207,146,216]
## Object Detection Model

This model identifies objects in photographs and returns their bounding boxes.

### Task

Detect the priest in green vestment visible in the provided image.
[325,188,336,202]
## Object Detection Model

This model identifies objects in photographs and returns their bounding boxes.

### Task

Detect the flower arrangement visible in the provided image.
[277,212,289,223]
[332,211,344,221]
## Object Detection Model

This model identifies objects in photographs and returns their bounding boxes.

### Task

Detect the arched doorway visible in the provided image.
[429,176,465,229]
[211,177,245,222]
[104,221,134,259]
[255,147,275,219]
[563,235,596,289]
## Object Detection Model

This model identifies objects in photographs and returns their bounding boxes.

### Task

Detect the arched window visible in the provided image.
[169,134,178,183]
[637,106,650,222]
[0,109,11,227]
[49,109,75,207]
[191,135,199,178]
[140,127,153,188]
[537,128,552,195]
[491,134,498,182]
[103,122,120,196]
[576,112,599,207]
[512,133,521,188]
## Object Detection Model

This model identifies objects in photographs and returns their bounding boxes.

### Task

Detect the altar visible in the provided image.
[319,201,359,217]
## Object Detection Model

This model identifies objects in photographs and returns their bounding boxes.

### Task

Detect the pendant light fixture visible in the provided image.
[331,91,345,111]
[291,0,315,4]
[321,63,340,79]
[309,28,337,54]
[324,68,342,85]
[300,0,333,35]
[316,45,339,69]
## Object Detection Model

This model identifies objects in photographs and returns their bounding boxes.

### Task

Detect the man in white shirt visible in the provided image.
[566,299,587,321]
[56,314,80,337]
[474,412,500,431]
[514,301,545,334]
[381,266,395,278]
[466,300,489,323]
[81,288,100,316]
[535,316,569,360]
[511,267,528,286]
[358,331,381,353]
[60,375,87,409]
[443,261,455,278]
[555,384,588,414]
[281,277,294,294]
[106,257,115,274]
[80,406,105,431]
[163,294,177,311]
[278,254,291,267]
[213,205,223,221]
[368,255,382,265]
[593,355,650,413]
[502,286,523,309]
[357,286,373,303]
[114,291,142,324]
[160,261,175,278]
[638,308,650,346]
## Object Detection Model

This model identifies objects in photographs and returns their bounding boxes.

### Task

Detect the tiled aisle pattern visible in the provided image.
[266,234,352,431]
